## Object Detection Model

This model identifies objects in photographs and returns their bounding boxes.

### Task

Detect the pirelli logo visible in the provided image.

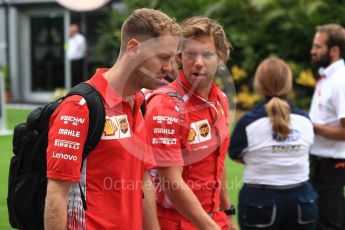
[54,139,80,150]
[152,138,177,145]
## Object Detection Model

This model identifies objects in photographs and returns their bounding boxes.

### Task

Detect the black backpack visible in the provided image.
[7,82,105,230]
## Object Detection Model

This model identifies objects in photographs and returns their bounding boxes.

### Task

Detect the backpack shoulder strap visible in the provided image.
[66,82,105,159]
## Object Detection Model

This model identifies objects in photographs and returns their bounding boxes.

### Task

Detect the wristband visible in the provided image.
[224,204,236,216]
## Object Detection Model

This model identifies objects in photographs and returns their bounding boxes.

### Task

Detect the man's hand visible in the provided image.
[158,166,219,230]
[227,215,238,230]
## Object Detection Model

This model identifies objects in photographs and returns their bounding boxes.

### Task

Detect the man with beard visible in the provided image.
[145,17,237,230]
[309,23,345,230]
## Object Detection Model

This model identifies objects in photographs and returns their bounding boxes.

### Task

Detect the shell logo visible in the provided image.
[119,119,129,134]
[187,128,196,142]
[198,123,210,137]
[103,119,117,136]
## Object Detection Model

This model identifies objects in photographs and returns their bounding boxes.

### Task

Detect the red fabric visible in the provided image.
[47,68,152,230]
[157,205,228,229]
[146,69,231,215]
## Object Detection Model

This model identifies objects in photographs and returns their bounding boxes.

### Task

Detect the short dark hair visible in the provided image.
[317,24,345,59]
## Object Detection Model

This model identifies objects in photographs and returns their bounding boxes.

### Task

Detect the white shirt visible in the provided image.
[67,33,86,60]
[309,59,345,159]
[229,104,314,186]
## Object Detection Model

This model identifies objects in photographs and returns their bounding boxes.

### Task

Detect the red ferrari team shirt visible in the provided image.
[145,70,230,214]
[47,68,152,230]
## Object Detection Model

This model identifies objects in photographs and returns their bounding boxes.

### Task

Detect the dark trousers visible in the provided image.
[238,182,318,230]
[71,58,84,86]
[310,156,345,230]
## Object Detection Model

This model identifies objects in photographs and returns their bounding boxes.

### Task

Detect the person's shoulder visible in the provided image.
[62,94,85,104]
[290,106,310,119]
[147,91,179,108]
[57,95,90,113]
[148,84,182,104]
[76,33,86,41]
[235,106,266,131]
[242,102,267,120]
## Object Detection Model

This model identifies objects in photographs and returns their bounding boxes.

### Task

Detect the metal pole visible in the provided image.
[4,0,10,90]
[64,9,71,89]
[0,72,8,132]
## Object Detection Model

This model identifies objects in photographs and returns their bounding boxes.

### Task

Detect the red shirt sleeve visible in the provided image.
[46,95,89,183]
[145,95,184,167]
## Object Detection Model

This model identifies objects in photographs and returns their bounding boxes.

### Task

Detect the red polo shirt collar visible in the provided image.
[87,68,123,108]
[88,68,145,110]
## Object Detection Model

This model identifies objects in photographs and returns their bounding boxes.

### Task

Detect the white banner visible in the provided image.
[0,72,10,135]
[56,0,110,12]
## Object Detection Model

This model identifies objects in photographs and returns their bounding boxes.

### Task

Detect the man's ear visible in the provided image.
[127,39,140,55]
[176,52,182,64]
[330,46,340,61]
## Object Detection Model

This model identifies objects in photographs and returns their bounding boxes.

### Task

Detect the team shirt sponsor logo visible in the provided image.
[272,129,300,142]
[54,139,80,150]
[272,145,302,152]
[152,116,178,124]
[104,119,117,136]
[119,119,129,134]
[187,128,196,141]
[79,98,86,105]
[199,123,210,137]
[58,128,80,137]
[153,128,175,135]
[152,138,177,145]
[60,116,85,126]
[52,152,78,161]
[192,145,208,151]
[188,120,212,144]
[101,115,131,140]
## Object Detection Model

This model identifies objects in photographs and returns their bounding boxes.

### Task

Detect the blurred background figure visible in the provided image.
[67,23,87,86]
[229,58,318,230]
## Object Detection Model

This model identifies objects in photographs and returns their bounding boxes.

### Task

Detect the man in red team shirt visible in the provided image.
[145,17,238,230]
[44,8,179,230]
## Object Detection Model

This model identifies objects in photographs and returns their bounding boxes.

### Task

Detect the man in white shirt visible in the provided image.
[309,23,345,230]
[67,24,87,86]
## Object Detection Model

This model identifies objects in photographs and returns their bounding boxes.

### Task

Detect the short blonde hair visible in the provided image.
[121,8,180,44]
[254,58,292,140]
[178,16,232,63]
